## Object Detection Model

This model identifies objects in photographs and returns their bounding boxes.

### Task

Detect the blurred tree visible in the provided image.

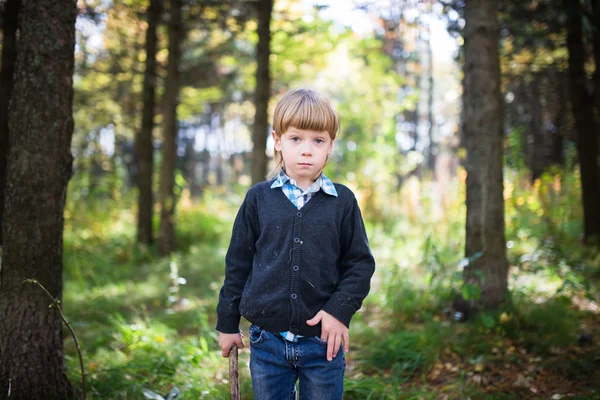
[425,9,435,172]
[0,0,76,397]
[498,0,569,179]
[0,0,18,247]
[376,1,423,170]
[592,0,600,114]
[72,0,147,198]
[158,0,184,255]
[319,35,405,220]
[462,0,508,309]
[444,0,599,246]
[564,0,600,245]
[250,0,273,185]
[136,0,162,245]
[363,0,446,181]
[443,0,570,179]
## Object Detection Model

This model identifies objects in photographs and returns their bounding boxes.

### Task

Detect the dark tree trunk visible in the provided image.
[530,75,543,181]
[564,0,600,245]
[250,0,273,185]
[0,0,77,398]
[463,0,509,309]
[540,70,567,175]
[0,0,19,246]
[590,0,600,118]
[88,130,101,193]
[158,0,183,255]
[553,73,568,166]
[136,0,162,245]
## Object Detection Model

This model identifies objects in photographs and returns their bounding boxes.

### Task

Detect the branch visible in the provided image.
[24,279,87,400]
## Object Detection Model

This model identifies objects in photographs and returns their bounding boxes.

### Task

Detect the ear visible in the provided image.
[327,139,334,155]
[272,130,281,151]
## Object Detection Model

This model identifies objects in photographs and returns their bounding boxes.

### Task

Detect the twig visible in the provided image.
[24,279,87,399]
[228,345,240,400]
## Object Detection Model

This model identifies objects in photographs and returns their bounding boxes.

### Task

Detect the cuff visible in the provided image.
[321,296,356,328]
[216,315,241,334]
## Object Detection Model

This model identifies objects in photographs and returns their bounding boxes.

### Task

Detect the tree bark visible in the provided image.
[529,75,543,181]
[0,0,77,398]
[463,0,508,309]
[0,0,20,246]
[250,0,273,185]
[136,0,162,245]
[158,0,183,255]
[564,0,600,245]
[590,0,600,118]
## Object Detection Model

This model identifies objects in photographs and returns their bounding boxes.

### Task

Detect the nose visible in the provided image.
[300,142,313,156]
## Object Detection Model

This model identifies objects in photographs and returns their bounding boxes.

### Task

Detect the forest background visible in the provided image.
[0,0,599,399]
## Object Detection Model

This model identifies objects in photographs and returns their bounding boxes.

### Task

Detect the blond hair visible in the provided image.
[267,89,340,179]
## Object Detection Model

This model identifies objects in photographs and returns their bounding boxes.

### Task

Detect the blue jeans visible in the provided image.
[248,324,345,400]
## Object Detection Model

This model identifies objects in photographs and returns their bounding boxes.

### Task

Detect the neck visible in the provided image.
[295,179,312,191]
[284,170,321,192]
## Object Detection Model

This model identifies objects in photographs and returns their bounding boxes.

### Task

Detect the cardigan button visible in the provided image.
[291,293,297,299]
[294,237,300,243]
[292,265,299,271]
[296,212,302,217]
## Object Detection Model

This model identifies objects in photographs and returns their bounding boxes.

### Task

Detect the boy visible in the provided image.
[216,89,375,399]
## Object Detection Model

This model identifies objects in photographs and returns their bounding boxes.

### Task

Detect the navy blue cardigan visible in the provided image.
[216,180,375,337]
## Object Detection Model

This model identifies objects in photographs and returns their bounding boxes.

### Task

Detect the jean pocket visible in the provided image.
[311,336,328,347]
[249,324,266,345]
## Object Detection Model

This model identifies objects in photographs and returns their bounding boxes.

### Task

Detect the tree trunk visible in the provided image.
[88,130,101,193]
[542,70,566,172]
[0,0,20,246]
[0,0,76,398]
[590,0,600,118]
[158,0,183,256]
[463,0,508,309]
[564,0,600,245]
[250,0,273,185]
[530,75,543,181]
[136,0,162,245]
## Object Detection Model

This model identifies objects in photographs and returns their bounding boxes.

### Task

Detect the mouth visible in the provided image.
[298,163,312,167]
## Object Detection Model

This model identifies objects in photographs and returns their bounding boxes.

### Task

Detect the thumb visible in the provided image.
[306,310,324,326]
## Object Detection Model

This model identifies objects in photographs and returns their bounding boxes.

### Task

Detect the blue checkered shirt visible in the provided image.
[270,169,338,342]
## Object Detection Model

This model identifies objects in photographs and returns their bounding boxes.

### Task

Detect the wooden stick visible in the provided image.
[229,345,240,400]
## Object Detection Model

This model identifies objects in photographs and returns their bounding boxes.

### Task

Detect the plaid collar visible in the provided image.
[270,169,338,197]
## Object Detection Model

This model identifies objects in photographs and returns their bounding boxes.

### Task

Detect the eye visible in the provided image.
[315,138,325,144]
[290,137,301,142]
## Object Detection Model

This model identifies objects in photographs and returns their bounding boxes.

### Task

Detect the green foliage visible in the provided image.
[65,316,230,399]
[61,193,233,398]
[359,323,445,379]
[501,295,579,353]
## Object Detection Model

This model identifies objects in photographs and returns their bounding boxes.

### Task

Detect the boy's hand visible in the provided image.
[306,310,349,362]
[218,331,245,358]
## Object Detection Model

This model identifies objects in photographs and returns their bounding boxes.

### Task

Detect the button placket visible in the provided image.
[290,207,303,333]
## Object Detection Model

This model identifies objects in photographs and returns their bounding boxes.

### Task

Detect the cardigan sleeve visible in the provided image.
[216,191,259,333]
[321,198,375,327]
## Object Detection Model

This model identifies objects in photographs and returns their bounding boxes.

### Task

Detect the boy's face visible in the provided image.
[272,127,333,186]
